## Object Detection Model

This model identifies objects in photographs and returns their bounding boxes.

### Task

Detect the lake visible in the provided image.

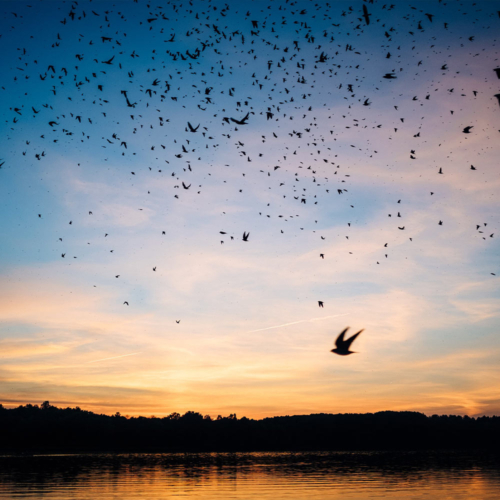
[0,451,499,499]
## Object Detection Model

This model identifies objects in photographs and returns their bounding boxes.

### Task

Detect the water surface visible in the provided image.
[0,451,499,499]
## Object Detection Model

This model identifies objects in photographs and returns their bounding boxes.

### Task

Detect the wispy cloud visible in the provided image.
[86,352,142,364]
[244,314,348,334]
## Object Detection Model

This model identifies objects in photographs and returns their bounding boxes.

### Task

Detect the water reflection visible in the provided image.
[0,451,499,499]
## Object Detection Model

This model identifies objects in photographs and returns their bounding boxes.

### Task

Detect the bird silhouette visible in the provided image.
[230,112,250,125]
[331,327,364,355]
[362,5,371,25]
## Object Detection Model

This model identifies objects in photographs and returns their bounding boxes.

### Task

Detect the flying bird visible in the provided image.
[331,327,364,356]
[230,112,250,125]
[362,5,371,25]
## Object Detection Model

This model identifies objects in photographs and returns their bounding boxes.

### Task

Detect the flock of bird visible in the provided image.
[2,0,499,356]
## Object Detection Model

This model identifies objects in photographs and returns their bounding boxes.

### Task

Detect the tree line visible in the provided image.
[1,402,499,452]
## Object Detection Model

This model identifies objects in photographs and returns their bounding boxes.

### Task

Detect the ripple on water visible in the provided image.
[0,451,499,499]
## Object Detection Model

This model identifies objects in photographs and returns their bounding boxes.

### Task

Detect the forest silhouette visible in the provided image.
[1,402,499,453]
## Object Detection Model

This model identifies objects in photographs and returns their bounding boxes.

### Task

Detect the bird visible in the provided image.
[331,327,364,356]
[318,301,324,308]
[362,4,371,25]
[242,231,250,241]
[187,122,199,132]
[123,301,129,305]
[230,112,250,125]
[463,126,473,133]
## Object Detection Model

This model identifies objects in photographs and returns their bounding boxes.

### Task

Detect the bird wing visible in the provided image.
[335,327,349,348]
[344,329,364,349]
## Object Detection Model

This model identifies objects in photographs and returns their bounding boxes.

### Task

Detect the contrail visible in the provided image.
[244,314,348,334]
[86,352,141,364]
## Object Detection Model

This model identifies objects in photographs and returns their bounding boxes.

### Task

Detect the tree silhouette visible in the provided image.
[0,403,498,452]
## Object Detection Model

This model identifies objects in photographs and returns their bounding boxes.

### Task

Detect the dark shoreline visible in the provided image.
[2,403,499,453]
[1,446,500,456]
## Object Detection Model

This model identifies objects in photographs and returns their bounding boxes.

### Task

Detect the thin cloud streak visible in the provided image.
[244,314,349,334]
[86,352,142,364]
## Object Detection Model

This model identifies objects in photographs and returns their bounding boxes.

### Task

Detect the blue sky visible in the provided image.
[0,0,499,417]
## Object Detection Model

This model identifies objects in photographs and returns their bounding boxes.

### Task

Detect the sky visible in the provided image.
[0,0,499,419]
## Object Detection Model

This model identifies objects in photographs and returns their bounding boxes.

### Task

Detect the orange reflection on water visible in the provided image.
[0,451,499,499]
